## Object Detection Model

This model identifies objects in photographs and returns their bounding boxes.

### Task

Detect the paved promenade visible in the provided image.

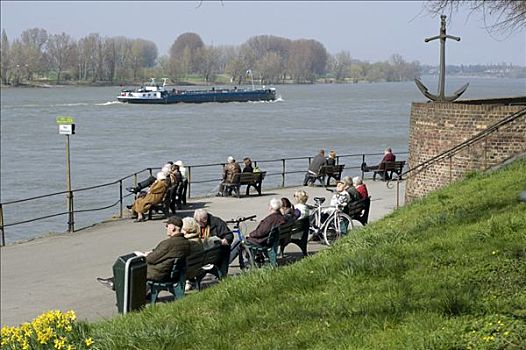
[1,180,405,327]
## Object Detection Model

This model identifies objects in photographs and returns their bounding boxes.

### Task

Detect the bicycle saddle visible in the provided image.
[314,197,326,204]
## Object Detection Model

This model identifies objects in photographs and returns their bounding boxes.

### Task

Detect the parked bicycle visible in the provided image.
[308,194,358,245]
[226,215,257,270]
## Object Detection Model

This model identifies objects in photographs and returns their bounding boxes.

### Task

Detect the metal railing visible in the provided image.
[389,107,526,207]
[0,151,407,246]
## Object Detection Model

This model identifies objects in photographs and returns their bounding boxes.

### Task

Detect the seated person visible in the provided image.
[242,157,254,173]
[293,190,310,220]
[126,162,172,193]
[246,198,285,245]
[218,156,242,196]
[97,216,191,290]
[280,197,296,224]
[303,149,326,186]
[379,147,396,180]
[181,217,203,292]
[130,171,169,222]
[353,176,369,199]
[193,209,233,275]
[326,150,337,166]
[322,180,351,219]
[343,176,361,203]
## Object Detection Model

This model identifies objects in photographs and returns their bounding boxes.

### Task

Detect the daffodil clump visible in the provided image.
[1,310,94,350]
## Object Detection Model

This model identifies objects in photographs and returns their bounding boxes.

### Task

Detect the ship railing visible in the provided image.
[0,151,407,246]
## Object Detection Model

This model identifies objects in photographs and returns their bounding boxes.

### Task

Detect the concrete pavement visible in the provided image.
[1,179,405,326]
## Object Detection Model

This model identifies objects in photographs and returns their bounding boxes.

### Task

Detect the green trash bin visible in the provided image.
[112,253,147,314]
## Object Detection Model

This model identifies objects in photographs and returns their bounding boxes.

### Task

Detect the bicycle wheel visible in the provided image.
[322,212,352,245]
[238,243,256,271]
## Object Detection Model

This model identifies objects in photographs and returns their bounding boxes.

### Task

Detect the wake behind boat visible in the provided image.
[117,78,277,104]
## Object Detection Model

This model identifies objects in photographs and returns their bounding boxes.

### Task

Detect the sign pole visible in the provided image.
[66,134,74,232]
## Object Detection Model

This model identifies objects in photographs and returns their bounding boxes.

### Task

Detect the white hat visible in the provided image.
[227,156,234,163]
[156,171,167,180]
[174,160,183,167]
[161,165,172,175]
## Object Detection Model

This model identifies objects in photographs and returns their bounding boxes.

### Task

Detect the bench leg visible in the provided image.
[256,183,262,196]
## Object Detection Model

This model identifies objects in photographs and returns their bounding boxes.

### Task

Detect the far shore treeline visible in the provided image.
[1,28,524,87]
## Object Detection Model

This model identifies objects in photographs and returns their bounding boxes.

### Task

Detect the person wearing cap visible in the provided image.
[97,216,190,290]
[131,171,169,222]
[218,156,241,196]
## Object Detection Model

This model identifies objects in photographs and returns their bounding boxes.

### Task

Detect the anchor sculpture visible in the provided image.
[415,15,469,102]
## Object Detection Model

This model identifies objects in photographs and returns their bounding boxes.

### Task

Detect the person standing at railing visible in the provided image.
[174,160,188,206]
[303,149,326,186]
[130,172,169,222]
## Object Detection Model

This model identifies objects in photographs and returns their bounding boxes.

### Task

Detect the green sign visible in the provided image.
[56,116,76,124]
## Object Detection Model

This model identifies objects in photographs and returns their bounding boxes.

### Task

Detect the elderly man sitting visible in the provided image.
[217,156,241,197]
[246,198,286,245]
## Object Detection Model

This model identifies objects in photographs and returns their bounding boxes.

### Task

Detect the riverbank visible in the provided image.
[0,180,404,326]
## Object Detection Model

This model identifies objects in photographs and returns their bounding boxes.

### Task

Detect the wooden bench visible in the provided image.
[147,186,173,220]
[278,217,310,257]
[306,165,345,187]
[245,227,281,267]
[362,161,405,181]
[147,245,224,304]
[222,171,267,197]
[345,196,371,226]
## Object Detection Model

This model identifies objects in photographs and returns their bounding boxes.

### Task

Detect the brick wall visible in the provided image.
[406,101,526,201]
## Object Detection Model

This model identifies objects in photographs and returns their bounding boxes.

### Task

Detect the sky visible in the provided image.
[1,1,525,66]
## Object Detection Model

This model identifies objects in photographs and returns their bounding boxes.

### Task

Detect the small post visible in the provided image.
[187,166,192,199]
[281,159,286,188]
[361,154,366,178]
[0,203,5,247]
[449,156,452,184]
[119,180,123,218]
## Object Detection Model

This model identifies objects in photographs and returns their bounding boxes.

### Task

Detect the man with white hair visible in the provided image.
[193,209,233,275]
[246,198,285,245]
[217,156,241,196]
[353,176,369,199]
[126,162,172,194]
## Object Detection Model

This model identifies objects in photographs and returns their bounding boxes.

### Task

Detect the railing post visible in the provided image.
[67,190,74,232]
[281,159,286,188]
[187,166,192,199]
[361,154,365,179]
[119,180,123,218]
[133,173,138,187]
[0,203,5,247]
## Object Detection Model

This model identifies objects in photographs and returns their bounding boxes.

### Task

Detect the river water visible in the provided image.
[1,76,524,243]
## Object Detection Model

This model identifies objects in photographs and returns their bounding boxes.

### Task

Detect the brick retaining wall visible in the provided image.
[406,101,526,201]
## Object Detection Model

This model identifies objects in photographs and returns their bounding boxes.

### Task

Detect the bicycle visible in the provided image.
[225,215,258,270]
[308,194,357,246]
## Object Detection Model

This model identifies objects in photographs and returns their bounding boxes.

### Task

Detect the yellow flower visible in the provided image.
[54,336,66,349]
[85,337,94,347]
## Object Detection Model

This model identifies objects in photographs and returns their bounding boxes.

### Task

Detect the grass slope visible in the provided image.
[90,160,526,349]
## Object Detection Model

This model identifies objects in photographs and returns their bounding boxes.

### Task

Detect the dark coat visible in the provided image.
[247,211,285,245]
[146,235,191,281]
[206,214,234,244]
[309,154,327,174]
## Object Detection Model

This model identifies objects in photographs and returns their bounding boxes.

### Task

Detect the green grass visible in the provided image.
[87,160,526,349]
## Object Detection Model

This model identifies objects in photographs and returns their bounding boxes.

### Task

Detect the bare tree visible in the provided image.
[1,29,10,84]
[46,32,76,82]
[425,0,526,33]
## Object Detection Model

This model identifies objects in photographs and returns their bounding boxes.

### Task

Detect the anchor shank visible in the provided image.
[439,34,446,99]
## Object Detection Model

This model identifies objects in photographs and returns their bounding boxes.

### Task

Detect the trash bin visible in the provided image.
[112,252,147,314]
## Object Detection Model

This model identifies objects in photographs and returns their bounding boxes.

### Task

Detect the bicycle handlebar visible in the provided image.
[225,214,257,224]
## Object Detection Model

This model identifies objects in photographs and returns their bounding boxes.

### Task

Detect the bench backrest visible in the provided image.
[236,171,266,185]
[279,217,309,239]
[379,160,405,171]
[318,164,345,176]
[184,245,223,280]
[346,196,371,217]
